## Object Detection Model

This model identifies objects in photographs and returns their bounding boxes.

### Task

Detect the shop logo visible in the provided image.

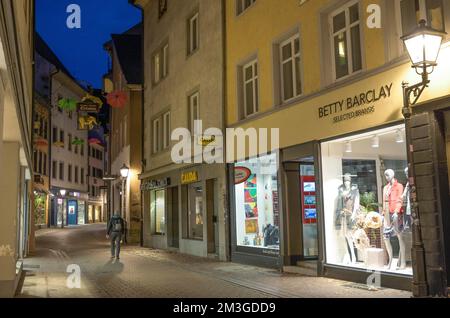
[234,166,251,184]
[171,120,279,164]
[66,4,81,29]
[66,264,81,289]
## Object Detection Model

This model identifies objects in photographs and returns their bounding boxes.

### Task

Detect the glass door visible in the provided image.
[300,161,318,259]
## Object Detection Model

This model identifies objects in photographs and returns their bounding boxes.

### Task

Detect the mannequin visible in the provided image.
[335,173,360,264]
[382,169,406,270]
[401,167,412,231]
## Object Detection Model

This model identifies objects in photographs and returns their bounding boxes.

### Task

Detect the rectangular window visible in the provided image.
[52,160,57,179]
[68,164,72,182]
[43,153,47,176]
[400,0,445,35]
[163,44,169,78]
[188,92,200,133]
[320,124,411,275]
[80,142,84,156]
[38,152,42,174]
[152,118,162,154]
[330,1,362,80]
[151,189,166,234]
[185,183,204,240]
[68,134,72,151]
[75,166,79,183]
[60,130,65,146]
[43,119,48,139]
[188,13,199,55]
[233,153,280,251]
[33,150,38,173]
[81,168,84,184]
[153,52,161,84]
[158,0,167,18]
[163,111,171,149]
[242,60,259,118]
[280,35,302,102]
[59,162,64,181]
[52,127,57,143]
[237,0,256,15]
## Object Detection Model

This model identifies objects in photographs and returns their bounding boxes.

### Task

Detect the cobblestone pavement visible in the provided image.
[18,224,411,298]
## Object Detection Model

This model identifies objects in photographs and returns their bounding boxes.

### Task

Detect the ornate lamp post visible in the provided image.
[59,189,67,229]
[400,19,446,297]
[119,164,130,219]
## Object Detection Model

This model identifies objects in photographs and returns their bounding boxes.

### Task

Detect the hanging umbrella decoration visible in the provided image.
[58,98,78,112]
[88,138,102,145]
[106,90,127,108]
[34,138,48,147]
[71,137,85,146]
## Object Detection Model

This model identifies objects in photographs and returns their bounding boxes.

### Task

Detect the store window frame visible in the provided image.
[150,189,166,235]
[279,33,303,103]
[187,11,200,56]
[237,58,260,120]
[236,0,257,16]
[229,152,282,257]
[328,0,363,82]
[319,122,412,278]
[183,182,204,241]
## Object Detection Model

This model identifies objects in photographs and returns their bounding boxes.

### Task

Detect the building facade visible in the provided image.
[50,71,89,227]
[0,0,34,298]
[225,0,450,296]
[88,140,106,223]
[104,24,143,243]
[133,0,228,261]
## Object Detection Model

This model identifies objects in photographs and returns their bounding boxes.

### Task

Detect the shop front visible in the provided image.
[141,164,227,260]
[230,153,281,268]
[51,190,87,226]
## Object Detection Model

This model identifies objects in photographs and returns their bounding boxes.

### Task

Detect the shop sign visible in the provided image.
[181,171,198,184]
[234,166,251,184]
[197,135,217,146]
[318,83,393,124]
[141,178,170,191]
[77,102,100,113]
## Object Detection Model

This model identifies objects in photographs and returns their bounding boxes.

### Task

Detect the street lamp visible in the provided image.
[400,19,446,297]
[59,189,66,228]
[120,164,129,220]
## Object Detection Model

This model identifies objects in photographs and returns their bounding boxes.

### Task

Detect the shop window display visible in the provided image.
[151,189,166,235]
[321,125,412,275]
[234,153,280,250]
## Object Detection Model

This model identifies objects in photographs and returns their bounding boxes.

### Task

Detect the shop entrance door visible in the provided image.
[168,187,179,248]
[206,179,218,255]
[67,200,78,225]
[299,161,319,259]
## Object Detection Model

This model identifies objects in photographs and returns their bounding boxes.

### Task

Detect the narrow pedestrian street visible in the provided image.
[18,224,410,298]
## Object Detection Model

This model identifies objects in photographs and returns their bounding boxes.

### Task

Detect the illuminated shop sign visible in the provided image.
[140,178,170,191]
[234,166,251,184]
[318,83,393,124]
[181,171,199,184]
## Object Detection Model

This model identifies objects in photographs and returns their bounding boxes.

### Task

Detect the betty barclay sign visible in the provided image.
[318,83,393,124]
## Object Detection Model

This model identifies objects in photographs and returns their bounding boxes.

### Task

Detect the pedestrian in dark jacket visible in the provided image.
[107,211,125,260]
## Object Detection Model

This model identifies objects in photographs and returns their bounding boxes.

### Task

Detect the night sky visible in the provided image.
[36,0,142,88]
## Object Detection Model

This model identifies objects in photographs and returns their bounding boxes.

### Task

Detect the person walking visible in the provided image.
[106,211,125,260]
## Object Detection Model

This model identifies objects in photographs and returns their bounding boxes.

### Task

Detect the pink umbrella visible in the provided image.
[88,138,101,145]
[107,90,127,108]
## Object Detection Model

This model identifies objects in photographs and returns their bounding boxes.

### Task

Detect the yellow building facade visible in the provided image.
[226,0,450,296]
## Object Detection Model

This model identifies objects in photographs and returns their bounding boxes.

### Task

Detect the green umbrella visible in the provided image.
[58,98,77,112]
[72,137,85,146]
